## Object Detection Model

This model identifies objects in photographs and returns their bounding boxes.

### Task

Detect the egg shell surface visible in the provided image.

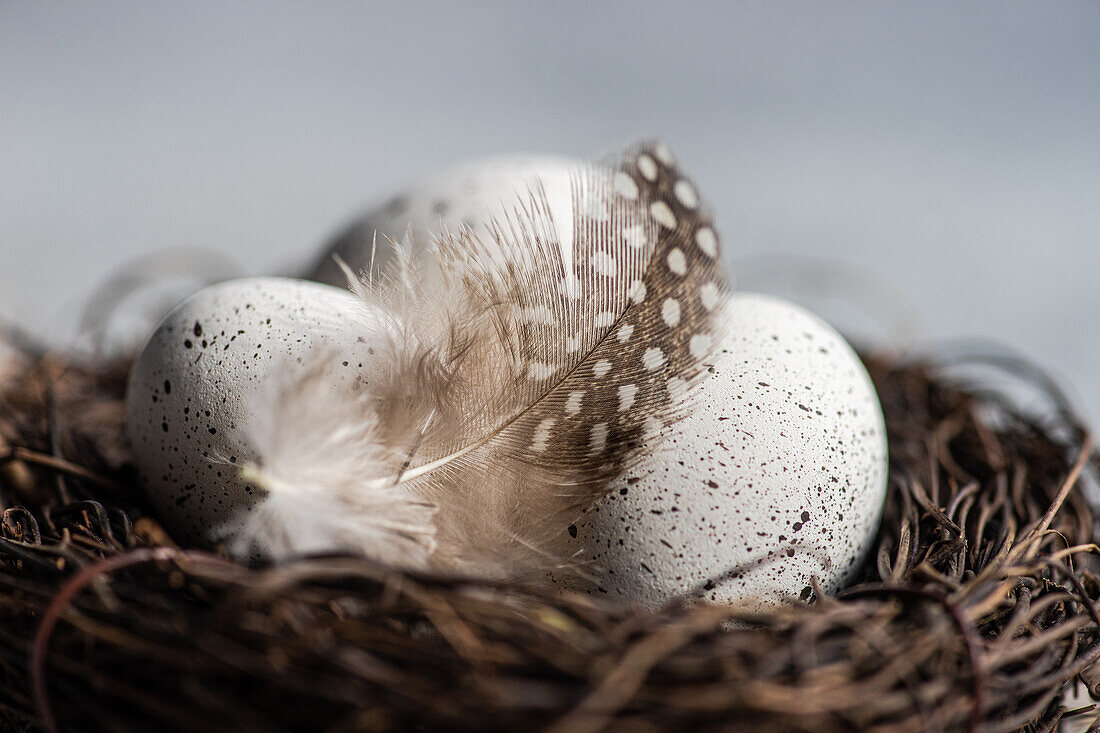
[556,292,888,611]
[308,155,586,286]
[126,277,370,545]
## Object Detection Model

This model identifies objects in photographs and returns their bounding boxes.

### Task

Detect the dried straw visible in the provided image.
[0,338,1098,732]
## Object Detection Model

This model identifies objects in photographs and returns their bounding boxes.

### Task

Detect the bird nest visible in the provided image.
[0,334,1098,732]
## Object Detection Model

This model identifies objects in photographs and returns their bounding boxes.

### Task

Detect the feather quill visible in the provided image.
[234,141,729,575]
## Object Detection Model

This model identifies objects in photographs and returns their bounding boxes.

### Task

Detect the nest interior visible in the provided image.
[0,335,1098,733]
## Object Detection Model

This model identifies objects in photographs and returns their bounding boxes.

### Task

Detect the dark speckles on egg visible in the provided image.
[556,293,888,613]
[125,277,378,550]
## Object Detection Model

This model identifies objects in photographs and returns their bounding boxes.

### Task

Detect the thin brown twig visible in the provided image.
[31,548,233,733]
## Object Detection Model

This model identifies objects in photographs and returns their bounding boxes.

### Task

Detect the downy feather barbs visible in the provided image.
[236,141,730,576]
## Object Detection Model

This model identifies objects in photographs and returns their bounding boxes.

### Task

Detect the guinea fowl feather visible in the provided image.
[235,141,729,575]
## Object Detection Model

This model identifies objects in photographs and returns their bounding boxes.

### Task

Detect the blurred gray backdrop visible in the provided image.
[2,1,1098,424]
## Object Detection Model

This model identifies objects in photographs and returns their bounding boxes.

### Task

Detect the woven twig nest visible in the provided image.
[0,336,1098,732]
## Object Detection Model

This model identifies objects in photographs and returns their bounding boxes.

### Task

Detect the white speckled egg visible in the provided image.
[126,277,370,545]
[308,155,586,286]
[556,292,888,611]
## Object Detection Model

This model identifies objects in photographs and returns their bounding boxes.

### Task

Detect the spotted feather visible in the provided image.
[238,141,730,576]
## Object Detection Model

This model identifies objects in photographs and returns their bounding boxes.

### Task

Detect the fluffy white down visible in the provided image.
[126,277,437,566]
[554,292,889,611]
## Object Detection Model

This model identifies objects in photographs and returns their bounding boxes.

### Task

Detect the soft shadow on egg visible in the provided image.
[551,292,889,612]
[308,155,587,285]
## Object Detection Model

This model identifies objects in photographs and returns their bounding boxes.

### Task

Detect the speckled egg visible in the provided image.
[126,277,371,545]
[308,155,585,285]
[555,292,888,611]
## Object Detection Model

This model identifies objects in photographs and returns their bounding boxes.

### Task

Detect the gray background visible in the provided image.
[2,1,1097,425]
